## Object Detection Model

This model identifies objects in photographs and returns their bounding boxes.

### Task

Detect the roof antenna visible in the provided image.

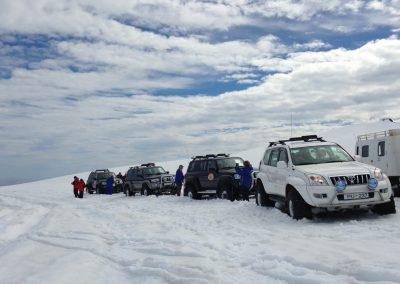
[290,112,293,137]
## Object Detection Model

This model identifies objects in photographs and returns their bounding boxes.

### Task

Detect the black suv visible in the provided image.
[86,169,123,194]
[184,154,248,200]
[124,163,176,196]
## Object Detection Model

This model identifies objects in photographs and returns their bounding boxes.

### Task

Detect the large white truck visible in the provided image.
[356,129,400,195]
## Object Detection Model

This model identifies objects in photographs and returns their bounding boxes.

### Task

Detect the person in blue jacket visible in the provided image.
[235,160,253,201]
[106,175,114,195]
[175,165,184,196]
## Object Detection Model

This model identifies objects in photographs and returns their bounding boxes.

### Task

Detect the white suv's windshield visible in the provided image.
[143,167,166,175]
[290,145,353,166]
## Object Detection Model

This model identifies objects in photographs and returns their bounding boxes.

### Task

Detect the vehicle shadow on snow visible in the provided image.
[310,210,389,223]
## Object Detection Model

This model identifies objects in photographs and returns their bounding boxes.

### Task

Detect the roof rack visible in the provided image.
[269,135,326,147]
[216,153,230,157]
[95,169,109,172]
[140,163,155,167]
[191,153,230,160]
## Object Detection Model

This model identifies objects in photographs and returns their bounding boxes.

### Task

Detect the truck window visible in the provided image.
[268,149,279,167]
[263,149,271,165]
[356,146,359,155]
[378,141,385,156]
[278,148,289,163]
[361,145,369,157]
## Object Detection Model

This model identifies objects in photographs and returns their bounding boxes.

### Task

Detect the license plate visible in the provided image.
[343,192,369,200]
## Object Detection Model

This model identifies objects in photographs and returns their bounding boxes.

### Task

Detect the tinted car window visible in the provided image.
[362,145,369,157]
[263,150,271,165]
[207,160,217,171]
[216,158,244,169]
[192,161,202,171]
[200,161,207,172]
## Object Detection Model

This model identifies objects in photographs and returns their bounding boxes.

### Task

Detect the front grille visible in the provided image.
[163,176,173,182]
[330,174,370,186]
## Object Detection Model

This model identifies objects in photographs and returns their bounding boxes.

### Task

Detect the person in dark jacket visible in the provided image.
[235,160,253,201]
[71,176,79,198]
[175,165,184,196]
[106,175,114,195]
[77,179,85,199]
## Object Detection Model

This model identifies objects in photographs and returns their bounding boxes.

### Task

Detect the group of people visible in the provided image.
[70,161,253,200]
[71,176,85,198]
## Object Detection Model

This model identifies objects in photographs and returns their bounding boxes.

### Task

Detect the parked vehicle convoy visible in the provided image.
[184,154,253,200]
[124,163,176,196]
[356,129,400,196]
[86,169,123,194]
[255,135,396,220]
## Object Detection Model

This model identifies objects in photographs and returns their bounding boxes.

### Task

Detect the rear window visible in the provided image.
[362,145,369,157]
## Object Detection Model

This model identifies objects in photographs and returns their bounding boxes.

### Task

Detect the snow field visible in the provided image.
[1,179,400,283]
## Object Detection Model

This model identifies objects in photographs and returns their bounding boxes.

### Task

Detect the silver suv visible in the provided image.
[255,135,396,219]
[124,163,176,196]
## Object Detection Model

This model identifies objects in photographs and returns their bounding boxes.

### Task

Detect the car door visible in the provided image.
[259,149,273,193]
[135,169,145,191]
[126,169,134,189]
[197,160,209,189]
[275,148,290,196]
[206,160,219,189]
[266,148,280,194]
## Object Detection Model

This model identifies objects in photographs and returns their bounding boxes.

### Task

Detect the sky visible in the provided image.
[1,0,400,185]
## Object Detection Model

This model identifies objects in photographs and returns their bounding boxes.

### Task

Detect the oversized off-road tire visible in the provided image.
[255,182,275,207]
[125,185,133,196]
[141,185,151,196]
[287,189,312,220]
[218,183,233,201]
[372,196,396,215]
[186,185,199,200]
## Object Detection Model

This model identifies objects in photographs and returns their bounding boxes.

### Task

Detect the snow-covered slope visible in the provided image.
[1,120,400,283]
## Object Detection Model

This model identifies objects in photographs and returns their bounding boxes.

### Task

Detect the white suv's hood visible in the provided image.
[297,162,374,176]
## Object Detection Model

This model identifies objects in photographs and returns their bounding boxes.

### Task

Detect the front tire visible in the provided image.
[372,196,396,215]
[186,185,199,200]
[218,184,233,201]
[142,185,151,196]
[255,182,275,207]
[287,189,312,220]
[125,185,133,196]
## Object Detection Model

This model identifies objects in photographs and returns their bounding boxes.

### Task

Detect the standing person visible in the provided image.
[71,176,79,198]
[77,179,85,199]
[235,161,253,201]
[175,165,184,196]
[106,175,114,195]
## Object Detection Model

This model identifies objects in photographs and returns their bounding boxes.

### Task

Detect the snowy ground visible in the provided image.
[1,176,400,284]
[2,120,400,283]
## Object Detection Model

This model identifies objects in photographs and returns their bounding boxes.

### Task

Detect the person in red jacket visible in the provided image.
[71,176,79,198]
[77,179,85,199]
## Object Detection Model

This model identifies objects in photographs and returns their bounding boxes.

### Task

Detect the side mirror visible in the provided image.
[277,161,288,169]
[353,155,362,162]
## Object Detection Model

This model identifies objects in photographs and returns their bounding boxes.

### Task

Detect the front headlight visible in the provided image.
[234,174,241,180]
[306,174,328,186]
[150,179,159,183]
[373,168,384,181]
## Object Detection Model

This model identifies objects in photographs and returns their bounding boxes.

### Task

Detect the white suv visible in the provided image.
[255,135,396,219]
